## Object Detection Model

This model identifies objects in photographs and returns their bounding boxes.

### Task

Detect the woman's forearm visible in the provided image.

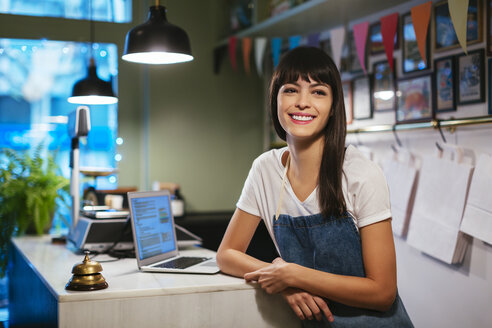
[289,264,396,312]
[216,248,270,278]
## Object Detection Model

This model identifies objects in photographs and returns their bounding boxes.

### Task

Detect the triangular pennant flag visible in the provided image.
[254,37,267,76]
[411,1,432,64]
[449,0,469,54]
[307,33,321,47]
[271,37,282,68]
[352,22,369,74]
[380,13,398,71]
[289,35,302,50]
[330,26,346,70]
[228,36,237,70]
[242,37,252,75]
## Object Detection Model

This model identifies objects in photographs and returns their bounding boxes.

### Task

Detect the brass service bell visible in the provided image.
[65,251,108,291]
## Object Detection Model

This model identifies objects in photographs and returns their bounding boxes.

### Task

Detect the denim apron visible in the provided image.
[273,156,413,327]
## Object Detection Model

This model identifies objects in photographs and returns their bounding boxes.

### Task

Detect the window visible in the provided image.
[0,38,120,230]
[0,0,132,23]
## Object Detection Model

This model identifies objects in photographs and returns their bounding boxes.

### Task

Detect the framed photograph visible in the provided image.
[342,81,353,124]
[487,0,492,55]
[352,75,372,120]
[489,58,492,114]
[372,60,396,112]
[340,35,350,74]
[434,56,456,112]
[369,21,399,55]
[320,38,333,58]
[348,32,365,74]
[434,0,482,52]
[402,12,430,74]
[396,74,434,123]
[457,49,485,105]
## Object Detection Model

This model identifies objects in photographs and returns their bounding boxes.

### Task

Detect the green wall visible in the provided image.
[0,0,265,212]
[144,1,264,211]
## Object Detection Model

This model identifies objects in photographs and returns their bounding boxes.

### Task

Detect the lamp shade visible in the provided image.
[122,5,193,64]
[68,59,118,105]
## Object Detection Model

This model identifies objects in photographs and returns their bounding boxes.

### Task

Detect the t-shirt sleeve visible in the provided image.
[236,159,261,217]
[354,163,392,228]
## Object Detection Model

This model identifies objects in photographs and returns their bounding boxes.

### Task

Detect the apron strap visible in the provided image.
[275,153,290,221]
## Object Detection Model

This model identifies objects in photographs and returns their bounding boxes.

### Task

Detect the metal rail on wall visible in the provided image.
[347,116,492,134]
[269,116,492,149]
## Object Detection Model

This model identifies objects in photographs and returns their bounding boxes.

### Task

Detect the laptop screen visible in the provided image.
[130,194,176,260]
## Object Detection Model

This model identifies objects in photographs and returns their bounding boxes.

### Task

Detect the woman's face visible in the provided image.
[277,77,333,142]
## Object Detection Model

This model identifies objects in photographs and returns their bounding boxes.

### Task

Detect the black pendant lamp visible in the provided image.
[68,0,118,105]
[122,0,193,65]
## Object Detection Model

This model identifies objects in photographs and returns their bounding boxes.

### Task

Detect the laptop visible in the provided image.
[127,190,220,274]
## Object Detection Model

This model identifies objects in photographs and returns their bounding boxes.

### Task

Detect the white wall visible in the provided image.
[348,127,492,328]
[339,0,492,326]
[255,0,492,324]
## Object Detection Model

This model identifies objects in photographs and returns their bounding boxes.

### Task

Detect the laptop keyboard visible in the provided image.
[156,256,210,269]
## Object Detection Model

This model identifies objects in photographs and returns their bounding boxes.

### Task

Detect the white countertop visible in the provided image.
[13,236,255,303]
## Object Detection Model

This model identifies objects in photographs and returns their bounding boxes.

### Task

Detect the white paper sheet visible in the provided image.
[407,146,473,264]
[460,153,492,244]
[381,150,419,237]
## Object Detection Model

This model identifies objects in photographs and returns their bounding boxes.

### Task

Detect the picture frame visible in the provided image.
[352,75,373,120]
[348,32,365,74]
[489,58,492,115]
[396,74,434,124]
[372,60,396,112]
[434,0,482,52]
[369,21,399,55]
[434,56,456,112]
[457,49,485,105]
[487,0,492,55]
[320,38,333,59]
[402,12,430,74]
[340,34,350,74]
[342,80,353,124]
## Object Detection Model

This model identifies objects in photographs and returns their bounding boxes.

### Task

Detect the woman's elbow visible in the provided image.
[215,248,228,271]
[374,286,397,312]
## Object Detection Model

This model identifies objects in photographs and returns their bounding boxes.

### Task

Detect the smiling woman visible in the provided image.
[277,79,333,142]
[217,46,414,327]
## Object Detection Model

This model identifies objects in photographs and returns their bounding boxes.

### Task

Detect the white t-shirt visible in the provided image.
[236,145,392,250]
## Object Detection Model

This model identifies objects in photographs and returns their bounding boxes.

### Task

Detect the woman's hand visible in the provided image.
[281,288,334,322]
[244,257,294,294]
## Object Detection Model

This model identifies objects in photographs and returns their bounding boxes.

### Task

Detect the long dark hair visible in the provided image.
[269,46,347,217]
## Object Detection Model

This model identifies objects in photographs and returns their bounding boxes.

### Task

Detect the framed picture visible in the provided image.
[342,81,353,124]
[457,49,485,105]
[489,58,492,114]
[352,75,372,120]
[320,38,333,58]
[340,35,350,73]
[372,60,396,112]
[396,74,434,124]
[402,12,430,74]
[487,0,492,55]
[369,21,399,55]
[434,0,482,52]
[434,56,456,112]
[348,32,365,74]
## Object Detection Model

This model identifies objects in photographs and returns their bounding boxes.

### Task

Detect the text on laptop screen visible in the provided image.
[131,195,176,260]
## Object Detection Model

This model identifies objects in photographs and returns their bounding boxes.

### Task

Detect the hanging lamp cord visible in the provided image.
[89,0,94,60]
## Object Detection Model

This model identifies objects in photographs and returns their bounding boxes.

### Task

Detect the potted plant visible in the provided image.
[0,144,70,277]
